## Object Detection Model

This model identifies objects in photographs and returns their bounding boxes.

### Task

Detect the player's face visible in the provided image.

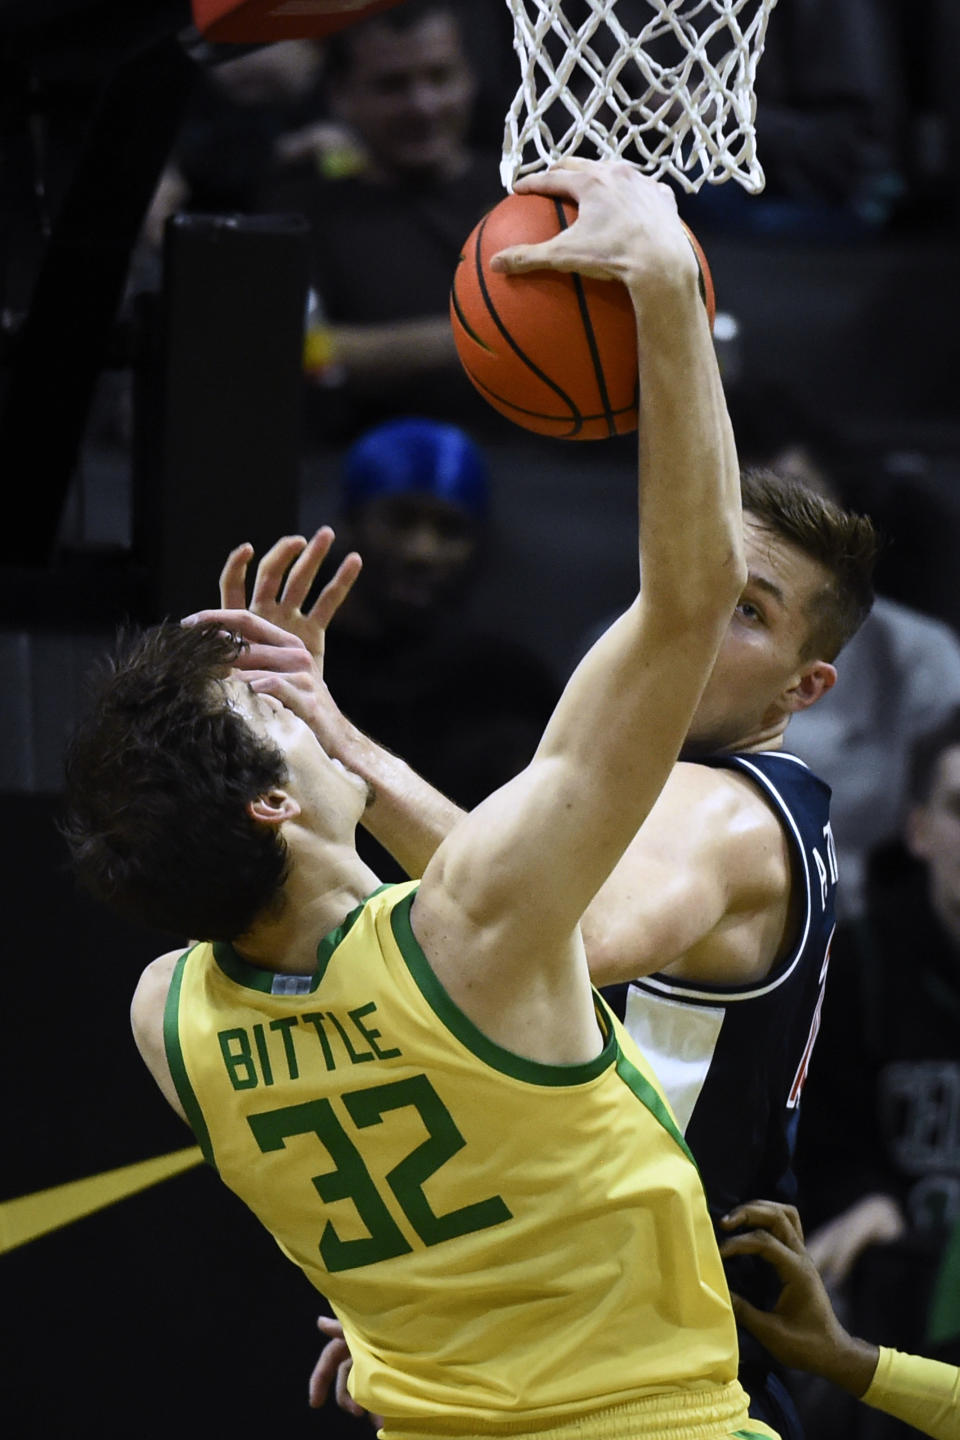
[907,745,960,921]
[333,13,476,178]
[224,676,371,833]
[683,515,837,755]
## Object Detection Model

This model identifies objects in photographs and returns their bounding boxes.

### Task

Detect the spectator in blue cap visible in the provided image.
[338,416,489,635]
[344,416,489,518]
[322,416,559,877]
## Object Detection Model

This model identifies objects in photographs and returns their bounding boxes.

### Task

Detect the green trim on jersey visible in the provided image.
[163,948,216,1168]
[314,885,391,983]
[614,1047,699,1170]
[390,890,616,1085]
[211,885,394,994]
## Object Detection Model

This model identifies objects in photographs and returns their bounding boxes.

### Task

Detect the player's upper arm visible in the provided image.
[131,950,189,1123]
[416,599,735,979]
[414,241,745,1002]
[581,764,792,986]
[582,844,727,986]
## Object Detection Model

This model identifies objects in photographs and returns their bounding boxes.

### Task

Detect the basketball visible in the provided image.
[450,192,716,441]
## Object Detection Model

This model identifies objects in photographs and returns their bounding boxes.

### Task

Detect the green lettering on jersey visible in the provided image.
[344,1075,511,1244]
[270,1016,300,1079]
[349,1002,402,1061]
[325,1010,373,1065]
[218,1028,258,1090]
[248,1075,512,1273]
[252,1024,274,1086]
[248,1098,411,1272]
[301,1012,336,1070]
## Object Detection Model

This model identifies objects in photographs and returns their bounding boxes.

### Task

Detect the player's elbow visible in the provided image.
[691,530,747,613]
[647,544,744,634]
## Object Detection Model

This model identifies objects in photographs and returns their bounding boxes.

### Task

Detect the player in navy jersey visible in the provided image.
[599,748,837,1430]
[218,468,877,1436]
[604,749,837,1225]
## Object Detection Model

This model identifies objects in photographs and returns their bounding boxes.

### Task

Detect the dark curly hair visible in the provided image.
[61,622,290,941]
[740,466,878,662]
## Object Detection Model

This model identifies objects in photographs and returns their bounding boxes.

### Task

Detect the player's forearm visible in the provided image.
[629,276,744,621]
[863,1347,960,1440]
[335,719,465,877]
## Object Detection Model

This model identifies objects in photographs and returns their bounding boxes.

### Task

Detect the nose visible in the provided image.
[405,76,446,120]
[399,520,447,564]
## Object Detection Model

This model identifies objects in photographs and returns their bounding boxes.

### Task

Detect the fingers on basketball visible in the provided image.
[450,190,715,441]
[450,192,639,440]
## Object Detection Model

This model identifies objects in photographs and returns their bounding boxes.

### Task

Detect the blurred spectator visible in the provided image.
[718,1198,960,1440]
[887,0,960,230]
[320,416,560,876]
[261,1,506,443]
[789,595,960,917]
[172,40,327,213]
[846,451,960,641]
[794,707,960,1434]
[725,378,960,917]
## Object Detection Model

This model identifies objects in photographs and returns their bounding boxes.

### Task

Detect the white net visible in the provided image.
[501,0,779,194]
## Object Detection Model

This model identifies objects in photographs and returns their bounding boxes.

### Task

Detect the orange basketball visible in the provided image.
[450,192,716,441]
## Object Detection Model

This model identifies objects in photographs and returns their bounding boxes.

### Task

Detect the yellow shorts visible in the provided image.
[382,1381,781,1440]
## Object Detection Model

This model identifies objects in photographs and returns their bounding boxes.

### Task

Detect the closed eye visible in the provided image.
[247,684,283,714]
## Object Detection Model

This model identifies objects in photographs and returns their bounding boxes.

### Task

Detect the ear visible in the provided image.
[247,790,301,827]
[783,660,837,715]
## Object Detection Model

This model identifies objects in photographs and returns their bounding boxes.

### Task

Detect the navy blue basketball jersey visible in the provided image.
[602,750,836,1438]
[603,750,837,1222]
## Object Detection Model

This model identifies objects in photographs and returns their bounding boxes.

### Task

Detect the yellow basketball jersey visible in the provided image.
[165,882,742,1429]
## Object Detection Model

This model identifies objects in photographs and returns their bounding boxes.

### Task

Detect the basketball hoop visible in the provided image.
[501,0,779,195]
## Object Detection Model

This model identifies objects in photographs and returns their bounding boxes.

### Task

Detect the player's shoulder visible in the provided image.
[667,759,793,887]
[670,756,785,828]
[131,948,191,1041]
[694,749,828,815]
[131,948,193,1122]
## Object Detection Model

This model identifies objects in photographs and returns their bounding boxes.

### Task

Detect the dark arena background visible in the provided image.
[2,2,959,1437]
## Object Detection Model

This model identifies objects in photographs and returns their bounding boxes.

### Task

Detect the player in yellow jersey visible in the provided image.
[63,159,774,1439]
[718,1200,960,1440]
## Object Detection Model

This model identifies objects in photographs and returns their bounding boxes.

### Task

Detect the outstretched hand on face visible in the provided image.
[218,526,362,678]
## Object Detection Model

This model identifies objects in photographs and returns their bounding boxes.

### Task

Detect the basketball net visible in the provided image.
[501,0,779,194]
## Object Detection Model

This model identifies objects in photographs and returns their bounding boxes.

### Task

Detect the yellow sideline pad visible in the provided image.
[0,1145,203,1253]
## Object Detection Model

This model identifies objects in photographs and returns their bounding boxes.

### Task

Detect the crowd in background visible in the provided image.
[3,2,960,1437]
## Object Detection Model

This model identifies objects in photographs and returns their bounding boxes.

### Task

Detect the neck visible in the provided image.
[736,708,794,754]
[731,729,787,755]
[233,844,382,975]
[684,718,789,760]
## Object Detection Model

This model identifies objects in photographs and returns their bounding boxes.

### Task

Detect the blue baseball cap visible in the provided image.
[342,417,489,520]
